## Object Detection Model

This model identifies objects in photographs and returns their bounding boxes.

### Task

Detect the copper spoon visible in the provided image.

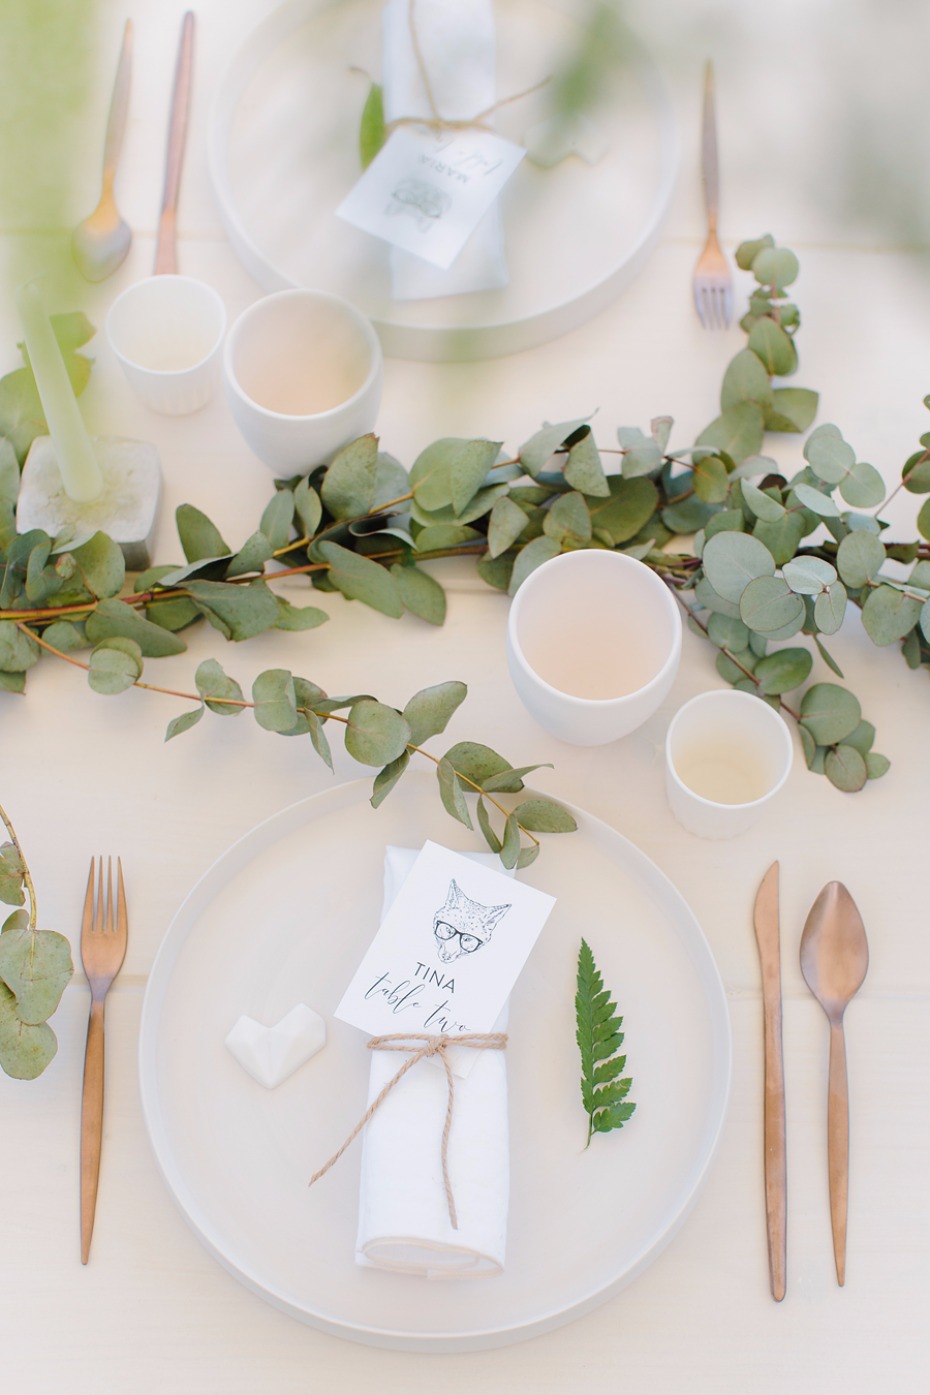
[799,882,869,1285]
[72,20,133,282]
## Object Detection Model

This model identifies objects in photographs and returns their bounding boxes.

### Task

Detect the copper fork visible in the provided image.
[692,61,733,329]
[80,857,128,1264]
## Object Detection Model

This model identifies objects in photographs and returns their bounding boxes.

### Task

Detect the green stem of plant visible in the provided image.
[0,800,37,931]
[20,624,537,849]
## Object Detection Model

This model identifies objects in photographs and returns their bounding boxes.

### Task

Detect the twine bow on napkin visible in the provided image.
[309,1031,508,1230]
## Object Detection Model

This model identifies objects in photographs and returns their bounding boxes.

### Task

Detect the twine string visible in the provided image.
[383,0,550,140]
[309,1031,508,1231]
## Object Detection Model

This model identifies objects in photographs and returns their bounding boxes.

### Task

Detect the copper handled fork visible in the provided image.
[80,857,128,1264]
[692,61,733,329]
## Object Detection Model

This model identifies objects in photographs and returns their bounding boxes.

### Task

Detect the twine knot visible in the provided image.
[309,1030,508,1230]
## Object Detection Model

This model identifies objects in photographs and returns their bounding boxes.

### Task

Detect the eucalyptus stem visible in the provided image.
[0,800,37,930]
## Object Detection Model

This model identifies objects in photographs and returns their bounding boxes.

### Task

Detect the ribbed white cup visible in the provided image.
[107,275,227,416]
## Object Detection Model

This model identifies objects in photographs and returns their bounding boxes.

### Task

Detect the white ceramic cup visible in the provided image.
[222,289,383,473]
[505,550,682,745]
[665,689,794,839]
[106,274,227,415]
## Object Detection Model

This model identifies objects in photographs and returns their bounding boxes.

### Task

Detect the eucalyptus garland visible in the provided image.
[7,230,930,853]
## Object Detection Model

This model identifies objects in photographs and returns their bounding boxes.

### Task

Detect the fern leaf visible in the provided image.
[576,938,636,1147]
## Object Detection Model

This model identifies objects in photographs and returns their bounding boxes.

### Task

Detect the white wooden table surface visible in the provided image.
[3,0,929,1390]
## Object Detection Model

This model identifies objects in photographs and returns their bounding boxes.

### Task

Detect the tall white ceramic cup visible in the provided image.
[223,289,383,473]
[665,689,794,839]
[505,550,682,745]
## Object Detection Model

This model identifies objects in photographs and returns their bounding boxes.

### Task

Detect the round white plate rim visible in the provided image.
[138,776,731,1351]
[208,0,680,362]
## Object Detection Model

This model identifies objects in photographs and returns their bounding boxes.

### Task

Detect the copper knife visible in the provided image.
[752,861,787,1300]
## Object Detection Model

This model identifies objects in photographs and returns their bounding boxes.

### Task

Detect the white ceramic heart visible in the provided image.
[225,1004,326,1088]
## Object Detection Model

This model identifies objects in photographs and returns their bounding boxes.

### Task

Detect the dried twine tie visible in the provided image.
[384,0,549,139]
[309,1031,508,1231]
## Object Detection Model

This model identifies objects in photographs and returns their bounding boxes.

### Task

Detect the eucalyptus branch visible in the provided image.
[4,232,929,802]
[0,799,37,930]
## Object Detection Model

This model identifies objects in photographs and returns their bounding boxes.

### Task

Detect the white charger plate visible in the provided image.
[138,776,730,1351]
[209,0,679,361]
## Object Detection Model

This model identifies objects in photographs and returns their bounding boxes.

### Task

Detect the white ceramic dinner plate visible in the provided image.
[209,0,679,360]
[139,777,730,1351]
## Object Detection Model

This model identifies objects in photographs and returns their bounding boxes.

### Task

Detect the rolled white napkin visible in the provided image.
[355,846,512,1278]
[381,0,509,300]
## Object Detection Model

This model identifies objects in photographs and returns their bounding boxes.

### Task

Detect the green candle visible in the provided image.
[16,281,104,503]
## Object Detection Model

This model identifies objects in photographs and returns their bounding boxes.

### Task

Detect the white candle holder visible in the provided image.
[16,436,162,572]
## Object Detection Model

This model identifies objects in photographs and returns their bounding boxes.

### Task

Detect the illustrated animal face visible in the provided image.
[432,880,511,963]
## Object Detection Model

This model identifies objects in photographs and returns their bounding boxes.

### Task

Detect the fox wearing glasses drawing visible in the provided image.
[432,880,511,964]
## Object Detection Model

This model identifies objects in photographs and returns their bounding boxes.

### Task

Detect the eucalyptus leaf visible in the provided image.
[692,454,730,504]
[321,435,378,520]
[225,531,275,578]
[866,752,891,779]
[294,479,323,537]
[825,744,868,792]
[782,556,837,594]
[564,430,609,496]
[413,522,483,553]
[318,541,404,617]
[739,575,806,634]
[747,317,798,376]
[0,367,46,463]
[251,668,298,733]
[0,620,40,673]
[741,480,786,523]
[508,535,560,594]
[165,705,205,740]
[371,750,410,807]
[409,437,500,515]
[391,562,447,624]
[442,741,511,786]
[85,598,188,656]
[813,583,848,635]
[839,460,885,508]
[274,598,329,631]
[67,531,126,600]
[753,646,812,694]
[0,984,58,1079]
[519,418,587,476]
[345,698,410,766]
[259,489,295,548]
[187,579,284,642]
[402,680,467,745]
[803,424,854,483]
[799,683,861,745]
[792,482,840,517]
[437,757,473,828]
[836,531,886,588]
[585,477,659,546]
[476,797,502,853]
[195,657,245,715]
[861,584,922,646]
[695,402,765,463]
[176,503,230,563]
[702,531,776,603]
[765,387,818,433]
[87,638,143,694]
[513,798,577,833]
[543,490,592,548]
[488,495,530,558]
[721,349,774,413]
[500,812,521,869]
[753,245,800,289]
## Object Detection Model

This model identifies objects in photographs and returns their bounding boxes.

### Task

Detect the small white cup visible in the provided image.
[665,689,793,839]
[505,550,682,745]
[106,275,227,415]
[222,289,383,473]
